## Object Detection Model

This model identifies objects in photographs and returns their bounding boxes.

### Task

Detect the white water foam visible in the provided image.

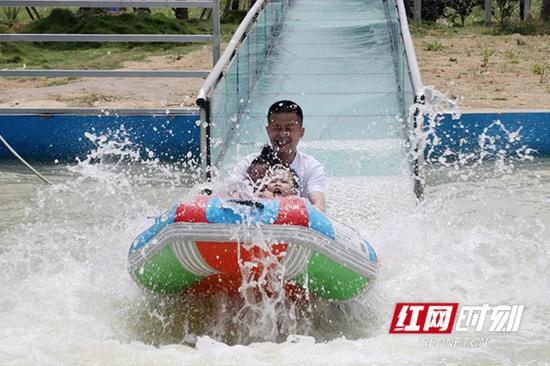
[1,110,549,363]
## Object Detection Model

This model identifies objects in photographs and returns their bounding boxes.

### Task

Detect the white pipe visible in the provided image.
[196,0,266,105]
[196,0,267,181]
[396,0,423,96]
[0,133,52,184]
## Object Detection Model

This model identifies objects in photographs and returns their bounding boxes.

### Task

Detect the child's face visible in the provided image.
[265,169,297,197]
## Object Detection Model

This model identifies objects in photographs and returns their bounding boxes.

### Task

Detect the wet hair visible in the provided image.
[268,164,300,189]
[247,146,301,192]
[267,100,303,125]
[246,146,277,185]
[247,156,269,183]
[259,144,281,165]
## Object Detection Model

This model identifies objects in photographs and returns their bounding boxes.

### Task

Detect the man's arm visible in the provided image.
[304,157,326,211]
[308,191,326,212]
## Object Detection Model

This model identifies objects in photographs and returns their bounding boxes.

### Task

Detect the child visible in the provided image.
[246,155,270,191]
[246,145,282,192]
[259,164,300,198]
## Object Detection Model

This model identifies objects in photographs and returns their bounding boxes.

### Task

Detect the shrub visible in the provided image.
[404,0,446,22]
[446,0,484,26]
[494,0,519,26]
[532,63,549,83]
[19,8,212,50]
[424,40,444,51]
[0,7,21,28]
[481,48,495,68]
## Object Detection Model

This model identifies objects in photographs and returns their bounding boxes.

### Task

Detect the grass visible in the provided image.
[532,63,549,83]
[42,77,78,87]
[0,8,245,70]
[504,50,520,64]
[21,9,212,37]
[481,48,495,68]
[412,20,550,38]
[424,39,444,51]
[0,42,203,70]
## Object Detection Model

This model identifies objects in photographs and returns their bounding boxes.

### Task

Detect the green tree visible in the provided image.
[495,0,519,25]
[447,0,484,26]
[404,0,446,22]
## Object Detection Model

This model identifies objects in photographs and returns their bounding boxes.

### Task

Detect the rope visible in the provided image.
[0,133,52,185]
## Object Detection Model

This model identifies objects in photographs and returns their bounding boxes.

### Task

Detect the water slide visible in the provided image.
[2,1,549,360]
[199,0,421,183]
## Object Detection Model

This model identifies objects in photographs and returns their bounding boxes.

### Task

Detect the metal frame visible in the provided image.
[413,0,421,23]
[0,107,198,115]
[0,69,210,77]
[196,0,267,180]
[0,133,52,184]
[396,0,423,97]
[394,0,425,199]
[0,0,221,77]
[196,0,266,106]
[0,1,213,7]
[0,34,214,42]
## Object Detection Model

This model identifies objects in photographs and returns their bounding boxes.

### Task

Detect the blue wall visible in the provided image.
[0,113,201,162]
[427,112,550,160]
[1,111,548,164]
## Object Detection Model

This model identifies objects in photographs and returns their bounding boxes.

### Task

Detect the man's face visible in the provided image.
[266,112,304,156]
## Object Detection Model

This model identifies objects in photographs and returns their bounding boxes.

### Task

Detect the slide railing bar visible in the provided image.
[395,0,423,96]
[196,0,267,181]
[196,0,266,106]
[395,0,425,200]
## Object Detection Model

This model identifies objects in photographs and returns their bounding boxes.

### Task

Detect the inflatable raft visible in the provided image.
[128,196,379,302]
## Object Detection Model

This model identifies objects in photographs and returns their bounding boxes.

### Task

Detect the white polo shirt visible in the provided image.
[230,150,325,198]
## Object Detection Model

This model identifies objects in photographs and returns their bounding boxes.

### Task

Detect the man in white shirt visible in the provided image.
[231,100,326,211]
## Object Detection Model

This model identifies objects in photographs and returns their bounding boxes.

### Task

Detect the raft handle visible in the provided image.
[225,199,264,210]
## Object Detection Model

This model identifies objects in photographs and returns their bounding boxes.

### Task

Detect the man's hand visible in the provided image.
[307,191,326,212]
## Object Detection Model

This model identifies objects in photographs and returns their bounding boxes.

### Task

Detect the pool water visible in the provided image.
[0,141,548,363]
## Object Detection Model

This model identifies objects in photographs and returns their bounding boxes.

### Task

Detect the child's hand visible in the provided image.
[259,190,274,198]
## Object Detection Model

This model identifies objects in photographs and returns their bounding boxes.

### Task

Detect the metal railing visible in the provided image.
[395,0,423,98]
[385,0,425,199]
[0,0,221,78]
[196,0,266,107]
[396,0,424,199]
[197,0,282,179]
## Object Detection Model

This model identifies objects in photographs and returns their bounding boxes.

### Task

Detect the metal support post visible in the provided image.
[413,0,421,23]
[524,0,531,20]
[212,0,221,65]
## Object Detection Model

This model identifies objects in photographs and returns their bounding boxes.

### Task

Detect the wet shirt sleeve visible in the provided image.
[304,158,325,194]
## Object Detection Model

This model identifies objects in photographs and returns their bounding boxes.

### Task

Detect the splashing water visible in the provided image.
[415,87,537,182]
[1,97,549,364]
